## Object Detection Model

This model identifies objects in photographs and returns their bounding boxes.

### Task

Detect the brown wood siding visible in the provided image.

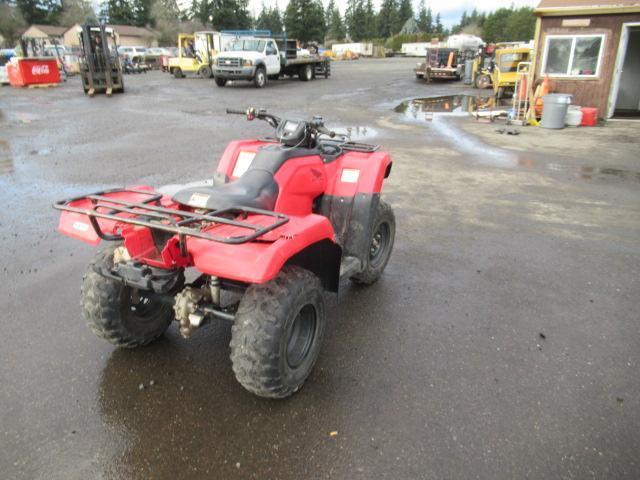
[534,13,640,116]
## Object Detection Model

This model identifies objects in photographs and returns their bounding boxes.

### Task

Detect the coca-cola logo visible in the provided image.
[31,65,50,75]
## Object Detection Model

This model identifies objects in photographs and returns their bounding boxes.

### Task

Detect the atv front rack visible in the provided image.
[54,188,289,248]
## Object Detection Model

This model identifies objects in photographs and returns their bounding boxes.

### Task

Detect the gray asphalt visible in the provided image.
[1,58,639,480]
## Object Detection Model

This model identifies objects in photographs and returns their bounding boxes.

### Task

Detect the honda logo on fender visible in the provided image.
[31,65,50,75]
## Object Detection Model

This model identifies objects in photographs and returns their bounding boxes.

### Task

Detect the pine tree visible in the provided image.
[256,2,283,34]
[345,0,365,41]
[16,0,61,25]
[284,0,325,42]
[434,12,443,36]
[416,0,430,34]
[363,0,376,39]
[103,0,136,24]
[325,0,345,40]
[133,0,154,26]
[425,7,432,34]
[377,0,397,38]
[397,0,412,25]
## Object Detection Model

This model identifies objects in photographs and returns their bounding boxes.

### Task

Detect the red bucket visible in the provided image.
[580,107,598,127]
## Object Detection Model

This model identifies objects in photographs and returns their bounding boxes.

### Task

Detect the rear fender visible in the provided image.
[285,239,342,293]
[187,214,336,285]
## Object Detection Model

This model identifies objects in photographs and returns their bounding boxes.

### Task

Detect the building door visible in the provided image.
[614,27,640,116]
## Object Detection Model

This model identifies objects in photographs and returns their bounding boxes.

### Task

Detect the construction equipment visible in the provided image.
[472,44,532,98]
[168,31,222,78]
[78,24,124,96]
[414,48,472,82]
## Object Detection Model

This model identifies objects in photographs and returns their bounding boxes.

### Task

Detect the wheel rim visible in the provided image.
[127,287,165,320]
[306,66,312,79]
[286,304,317,369]
[257,71,264,86]
[369,221,391,268]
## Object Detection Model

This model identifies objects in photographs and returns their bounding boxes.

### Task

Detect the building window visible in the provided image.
[542,34,604,77]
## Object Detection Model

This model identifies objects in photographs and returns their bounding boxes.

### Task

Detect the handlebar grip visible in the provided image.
[226,108,247,115]
[317,126,336,138]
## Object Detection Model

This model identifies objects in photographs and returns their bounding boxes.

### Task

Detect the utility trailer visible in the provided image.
[213,33,330,88]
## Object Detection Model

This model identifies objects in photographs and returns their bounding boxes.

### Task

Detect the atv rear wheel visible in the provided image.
[230,266,325,398]
[351,200,395,285]
[81,245,180,348]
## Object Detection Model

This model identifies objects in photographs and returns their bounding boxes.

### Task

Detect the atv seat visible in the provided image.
[172,169,278,211]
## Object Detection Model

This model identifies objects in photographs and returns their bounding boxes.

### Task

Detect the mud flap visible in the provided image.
[318,193,380,264]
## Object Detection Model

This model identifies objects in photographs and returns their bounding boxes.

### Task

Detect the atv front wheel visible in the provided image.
[351,200,396,285]
[81,245,180,348]
[230,266,325,398]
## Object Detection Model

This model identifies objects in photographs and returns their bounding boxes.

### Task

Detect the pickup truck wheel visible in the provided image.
[173,68,183,78]
[230,266,325,398]
[81,245,181,348]
[215,77,227,87]
[253,67,267,88]
[198,65,212,78]
[351,200,396,285]
[299,64,313,81]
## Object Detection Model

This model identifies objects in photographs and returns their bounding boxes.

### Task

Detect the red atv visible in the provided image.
[54,108,395,398]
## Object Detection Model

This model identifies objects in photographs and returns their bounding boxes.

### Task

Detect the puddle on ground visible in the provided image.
[393,96,640,183]
[395,95,511,120]
[7,111,42,124]
[0,140,13,175]
[332,126,377,141]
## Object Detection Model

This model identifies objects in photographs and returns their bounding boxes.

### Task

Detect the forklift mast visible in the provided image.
[78,24,124,96]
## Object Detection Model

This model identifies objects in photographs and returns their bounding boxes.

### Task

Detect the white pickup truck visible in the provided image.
[212,37,330,88]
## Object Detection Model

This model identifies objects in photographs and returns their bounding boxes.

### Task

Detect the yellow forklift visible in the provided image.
[168,31,222,78]
[472,44,531,98]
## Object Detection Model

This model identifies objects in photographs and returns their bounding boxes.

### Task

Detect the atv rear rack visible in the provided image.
[54,188,289,248]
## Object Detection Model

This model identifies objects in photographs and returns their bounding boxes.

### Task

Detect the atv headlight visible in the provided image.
[243,59,253,67]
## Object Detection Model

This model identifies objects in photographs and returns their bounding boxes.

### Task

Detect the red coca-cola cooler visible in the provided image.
[7,57,61,87]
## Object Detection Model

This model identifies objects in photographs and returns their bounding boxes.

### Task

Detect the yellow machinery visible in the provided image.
[168,31,222,78]
[472,44,531,98]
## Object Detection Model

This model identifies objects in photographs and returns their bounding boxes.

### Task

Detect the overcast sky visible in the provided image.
[246,0,540,28]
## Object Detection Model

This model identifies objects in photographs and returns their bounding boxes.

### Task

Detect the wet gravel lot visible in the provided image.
[1,58,639,479]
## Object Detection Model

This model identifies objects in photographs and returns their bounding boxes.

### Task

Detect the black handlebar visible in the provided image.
[226,107,337,139]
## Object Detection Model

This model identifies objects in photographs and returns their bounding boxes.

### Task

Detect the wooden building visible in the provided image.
[62,24,156,48]
[532,0,640,118]
[21,25,67,44]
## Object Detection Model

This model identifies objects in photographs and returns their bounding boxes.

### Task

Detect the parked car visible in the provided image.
[118,46,147,60]
[147,47,173,56]
[0,49,16,85]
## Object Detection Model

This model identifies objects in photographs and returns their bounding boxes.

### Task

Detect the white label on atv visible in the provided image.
[189,193,210,208]
[232,151,256,178]
[73,221,89,232]
[341,168,360,183]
